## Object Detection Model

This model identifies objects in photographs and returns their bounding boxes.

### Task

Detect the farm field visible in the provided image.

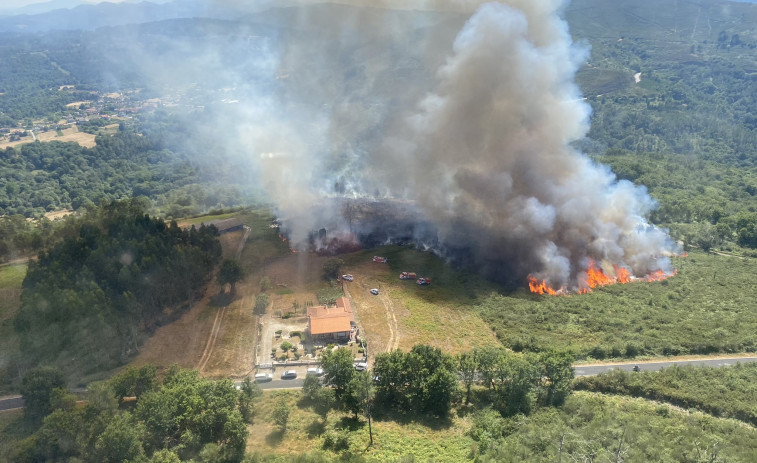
[0,126,96,149]
[339,247,501,358]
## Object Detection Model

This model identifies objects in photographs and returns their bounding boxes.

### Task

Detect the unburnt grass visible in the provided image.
[246,390,476,462]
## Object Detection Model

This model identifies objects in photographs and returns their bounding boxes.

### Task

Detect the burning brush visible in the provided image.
[528,258,679,295]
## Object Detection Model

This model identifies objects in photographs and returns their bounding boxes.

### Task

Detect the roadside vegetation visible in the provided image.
[574,362,757,426]
[244,357,757,462]
[471,391,757,462]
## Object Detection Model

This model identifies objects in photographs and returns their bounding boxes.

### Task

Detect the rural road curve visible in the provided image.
[574,356,757,376]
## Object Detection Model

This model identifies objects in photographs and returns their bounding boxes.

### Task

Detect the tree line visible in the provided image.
[301,344,574,434]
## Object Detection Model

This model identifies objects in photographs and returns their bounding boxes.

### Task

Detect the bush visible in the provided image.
[322,258,344,280]
[255,294,270,314]
[322,430,350,451]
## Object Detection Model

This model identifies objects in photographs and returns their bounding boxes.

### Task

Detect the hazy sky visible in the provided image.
[4,0,132,9]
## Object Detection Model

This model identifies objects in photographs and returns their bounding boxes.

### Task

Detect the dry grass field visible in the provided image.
[130,227,260,378]
[0,126,96,149]
[341,252,501,359]
[131,210,500,380]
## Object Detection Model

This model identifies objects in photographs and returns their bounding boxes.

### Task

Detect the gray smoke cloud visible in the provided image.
[130,0,678,291]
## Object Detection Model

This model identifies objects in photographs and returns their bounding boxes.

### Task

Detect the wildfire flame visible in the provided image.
[529,258,677,295]
[528,276,560,296]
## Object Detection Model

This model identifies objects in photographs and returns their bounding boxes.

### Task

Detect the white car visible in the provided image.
[370,288,379,295]
[354,362,368,371]
[254,373,273,382]
[342,274,354,281]
[306,367,324,376]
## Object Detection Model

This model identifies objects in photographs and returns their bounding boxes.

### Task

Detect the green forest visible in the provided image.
[0,127,248,219]
[13,199,221,374]
[3,365,257,463]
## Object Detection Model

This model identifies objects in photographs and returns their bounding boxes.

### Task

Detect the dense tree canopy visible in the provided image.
[13,199,222,373]
[12,365,252,463]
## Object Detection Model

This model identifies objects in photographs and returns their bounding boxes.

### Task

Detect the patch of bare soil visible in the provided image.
[200,281,260,378]
[342,261,406,359]
[219,230,245,259]
[44,210,74,221]
[130,282,220,371]
[264,252,331,289]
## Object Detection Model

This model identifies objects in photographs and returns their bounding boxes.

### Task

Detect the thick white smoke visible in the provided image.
[198,0,679,290]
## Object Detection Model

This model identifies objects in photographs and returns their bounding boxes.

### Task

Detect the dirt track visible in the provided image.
[131,228,258,377]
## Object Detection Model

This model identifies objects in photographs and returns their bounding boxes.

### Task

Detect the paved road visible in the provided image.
[235,377,305,390]
[574,357,757,376]
[5,357,757,411]
[0,395,23,412]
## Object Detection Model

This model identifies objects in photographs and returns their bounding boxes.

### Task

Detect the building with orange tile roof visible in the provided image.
[308,297,355,341]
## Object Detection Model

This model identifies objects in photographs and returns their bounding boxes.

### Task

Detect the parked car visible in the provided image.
[306,367,324,376]
[281,370,298,379]
[370,288,379,295]
[354,362,368,371]
[254,373,273,382]
[342,274,354,281]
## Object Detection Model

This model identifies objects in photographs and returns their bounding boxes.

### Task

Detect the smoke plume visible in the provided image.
[369,1,679,290]
[139,0,679,290]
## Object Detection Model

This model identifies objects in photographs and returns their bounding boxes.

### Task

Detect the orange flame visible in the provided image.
[645,269,677,281]
[586,260,615,288]
[528,276,558,295]
[615,266,632,283]
[528,259,675,295]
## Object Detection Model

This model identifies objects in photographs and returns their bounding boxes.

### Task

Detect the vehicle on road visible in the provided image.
[632,365,641,372]
[354,362,368,371]
[342,274,354,281]
[370,288,379,295]
[306,367,324,376]
[281,370,298,379]
[254,373,273,382]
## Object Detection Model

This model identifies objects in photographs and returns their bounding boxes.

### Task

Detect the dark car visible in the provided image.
[281,370,298,379]
[632,365,641,372]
